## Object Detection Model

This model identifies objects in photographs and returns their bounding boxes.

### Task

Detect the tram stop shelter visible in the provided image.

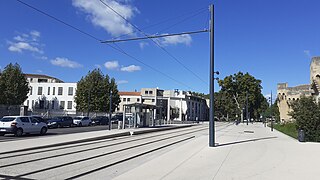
[122,103,163,128]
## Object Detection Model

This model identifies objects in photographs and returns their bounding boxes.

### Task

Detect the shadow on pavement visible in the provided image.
[216,136,277,147]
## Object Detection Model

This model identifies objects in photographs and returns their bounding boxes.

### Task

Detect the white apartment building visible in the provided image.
[117,91,141,112]
[164,90,209,121]
[23,74,77,115]
[116,88,209,122]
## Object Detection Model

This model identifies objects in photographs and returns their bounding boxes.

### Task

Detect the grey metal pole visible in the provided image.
[209,4,215,147]
[109,90,112,130]
[271,90,273,131]
[87,89,90,117]
[246,91,248,125]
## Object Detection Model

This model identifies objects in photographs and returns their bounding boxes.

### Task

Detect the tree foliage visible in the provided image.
[0,63,29,105]
[217,72,267,120]
[74,69,120,113]
[289,96,320,142]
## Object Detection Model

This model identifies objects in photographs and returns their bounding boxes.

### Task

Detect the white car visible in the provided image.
[0,116,48,137]
[73,116,92,126]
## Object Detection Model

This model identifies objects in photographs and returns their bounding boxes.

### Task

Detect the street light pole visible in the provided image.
[271,90,273,131]
[109,90,112,130]
[209,4,215,147]
[87,89,91,117]
[246,91,249,125]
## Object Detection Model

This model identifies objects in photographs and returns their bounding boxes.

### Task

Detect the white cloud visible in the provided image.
[13,35,26,42]
[50,57,83,68]
[72,0,138,37]
[8,42,43,53]
[30,30,40,38]
[304,50,311,58]
[94,64,102,69]
[120,65,141,72]
[8,30,44,54]
[158,34,192,46]
[117,80,128,84]
[139,42,148,49]
[104,61,119,70]
[36,70,43,73]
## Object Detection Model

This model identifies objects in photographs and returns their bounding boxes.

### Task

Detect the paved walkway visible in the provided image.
[114,123,320,180]
[0,124,192,153]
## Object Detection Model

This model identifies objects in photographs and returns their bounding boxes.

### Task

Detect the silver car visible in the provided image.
[0,116,48,137]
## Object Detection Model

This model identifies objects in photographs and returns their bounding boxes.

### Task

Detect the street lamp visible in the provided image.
[109,90,112,130]
[268,91,273,131]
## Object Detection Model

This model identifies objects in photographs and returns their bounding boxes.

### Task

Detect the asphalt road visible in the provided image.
[0,124,119,142]
[0,123,231,180]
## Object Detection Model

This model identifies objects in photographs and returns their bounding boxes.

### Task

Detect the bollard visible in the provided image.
[298,129,305,142]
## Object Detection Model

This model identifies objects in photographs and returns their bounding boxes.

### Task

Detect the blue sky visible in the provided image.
[0,0,319,98]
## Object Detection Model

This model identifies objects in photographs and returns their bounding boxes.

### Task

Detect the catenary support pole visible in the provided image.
[109,90,112,130]
[209,4,215,147]
[271,90,273,131]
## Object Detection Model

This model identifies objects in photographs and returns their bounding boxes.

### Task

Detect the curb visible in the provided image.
[0,125,193,155]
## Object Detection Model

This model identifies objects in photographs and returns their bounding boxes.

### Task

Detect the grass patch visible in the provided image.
[274,122,298,139]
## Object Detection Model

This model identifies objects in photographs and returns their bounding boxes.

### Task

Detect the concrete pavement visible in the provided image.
[0,124,193,154]
[114,123,320,180]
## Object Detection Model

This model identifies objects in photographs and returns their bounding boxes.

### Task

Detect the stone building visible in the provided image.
[277,57,320,122]
[277,83,311,122]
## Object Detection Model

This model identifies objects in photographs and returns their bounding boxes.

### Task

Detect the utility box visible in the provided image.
[298,129,305,142]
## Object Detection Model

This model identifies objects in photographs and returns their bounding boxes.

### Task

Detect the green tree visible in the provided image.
[0,63,29,105]
[289,96,320,142]
[74,69,120,113]
[261,98,280,122]
[214,91,238,121]
[218,72,267,120]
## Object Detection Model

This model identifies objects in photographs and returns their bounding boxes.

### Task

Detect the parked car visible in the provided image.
[31,116,48,123]
[47,116,74,128]
[73,116,92,126]
[111,114,123,122]
[0,116,48,137]
[91,116,109,125]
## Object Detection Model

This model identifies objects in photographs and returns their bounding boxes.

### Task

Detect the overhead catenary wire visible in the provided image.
[110,43,196,91]
[16,0,101,42]
[99,0,209,86]
[112,7,208,40]
[15,0,199,91]
[101,29,208,43]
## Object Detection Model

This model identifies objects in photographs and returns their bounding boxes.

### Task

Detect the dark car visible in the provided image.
[91,116,109,125]
[111,114,123,122]
[31,116,48,123]
[47,116,74,128]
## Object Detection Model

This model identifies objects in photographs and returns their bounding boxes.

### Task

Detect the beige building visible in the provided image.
[277,57,320,122]
[277,83,311,122]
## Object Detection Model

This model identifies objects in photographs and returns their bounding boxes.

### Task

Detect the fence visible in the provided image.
[0,105,24,118]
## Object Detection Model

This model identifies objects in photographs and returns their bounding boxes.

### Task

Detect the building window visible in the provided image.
[30,87,32,95]
[58,87,63,95]
[123,98,126,102]
[38,87,43,95]
[137,98,140,102]
[48,87,50,95]
[127,98,130,102]
[53,87,55,95]
[52,100,55,109]
[152,99,155,102]
[68,87,73,96]
[67,101,72,109]
[149,91,153,95]
[60,101,65,109]
[27,100,29,107]
[145,91,148,94]
[32,100,34,109]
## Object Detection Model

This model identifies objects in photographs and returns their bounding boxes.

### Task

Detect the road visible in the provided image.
[0,123,230,180]
[0,124,119,142]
